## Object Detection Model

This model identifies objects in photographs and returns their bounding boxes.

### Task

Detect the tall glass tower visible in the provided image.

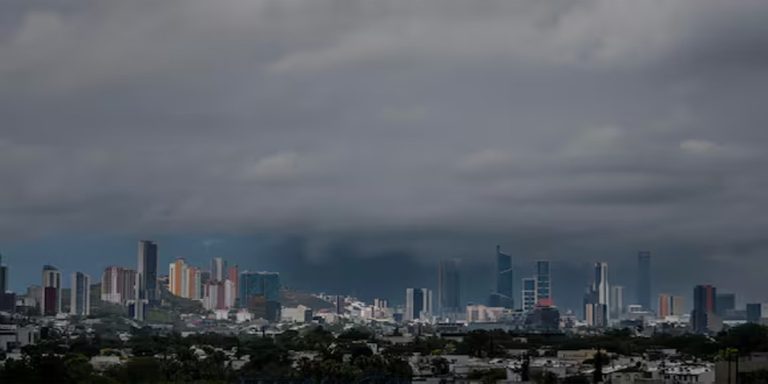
[137,240,158,305]
[437,259,461,315]
[494,245,514,309]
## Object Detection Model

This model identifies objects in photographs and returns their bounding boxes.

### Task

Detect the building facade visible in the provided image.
[0,254,7,294]
[692,284,718,333]
[41,265,61,316]
[211,257,227,282]
[70,272,91,316]
[437,258,461,316]
[522,277,537,312]
[610,285,624,319]
[492,245,514,309]
[239,271,281,321]
[405,288,432,322]
[137,240,158,305]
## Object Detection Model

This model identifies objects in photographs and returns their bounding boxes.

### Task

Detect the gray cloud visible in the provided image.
[2,0,768,303]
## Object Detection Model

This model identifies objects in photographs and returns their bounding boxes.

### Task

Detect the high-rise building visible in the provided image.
[610,285,624,319]
[374,298,388,309]
[716,293,736,317]
[223,279,236,308]
[437,259,461,315]
[102,267,138,304]
[594,262,609,307]
[522,277,537,312]
[583,287,606,327]
[0,253,8,293]
[239,271,280,321]
[658,294,671,318]
[692,285,717,334]
[203,280,228,310]
[747,303,768,324]
[536,260,551,306]
[168,258,187,297]
[42,265,62,316]
[583,262,609,327]
[167,258,199,299]
[405,288,432,321]
[228,265,239,303]
[671,295,685,316]
[137,240,159,305]
[211,257,227,282]
[239,271,280,303]
[101,266,121,303]
[70,272,91,316]
[637,252,651,311]
[335,295,345,315]
[493,245,514,308]
[185,266,201,300]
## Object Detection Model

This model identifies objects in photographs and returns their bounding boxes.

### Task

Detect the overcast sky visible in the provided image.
[2,0,768,309]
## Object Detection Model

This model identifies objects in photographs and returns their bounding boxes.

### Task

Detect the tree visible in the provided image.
[521,353,530,381]
[593,349,604,383]
[719,323,768,355]
[533,371,558,384]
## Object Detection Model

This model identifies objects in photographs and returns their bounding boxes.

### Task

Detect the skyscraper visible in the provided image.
[437,258,461,315]
[228,265,239,303]
[610,285,624,319]
[583,287,603,327]
[671,295,685,316]
[522,277,537,312]
[493,245,514,309]
[137,240,158,305]
[0,253,8,293]
[746,303,768,324]
[594,262,609,306]
[211,257,227,282]
[185,266,201,300]
[42,265,62,316]
[405,288,432,321]
[658,293,671,318]
[584,262,609,326]
[169,258,187,297]
[637,251,651,311]
[239,271,281,321]
[335,295,344,315]
[716,293,736,317]
[535,260,551,306]
[102,266,138,304]
[70,272,91,316]
[692,284,717,334]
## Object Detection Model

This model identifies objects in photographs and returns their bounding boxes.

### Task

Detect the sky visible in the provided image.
[2,0,768,311]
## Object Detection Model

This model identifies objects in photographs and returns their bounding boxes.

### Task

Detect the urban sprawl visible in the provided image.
[0,242,767,383]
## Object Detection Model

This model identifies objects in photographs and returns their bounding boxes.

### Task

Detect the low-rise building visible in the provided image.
[0,324,39,351]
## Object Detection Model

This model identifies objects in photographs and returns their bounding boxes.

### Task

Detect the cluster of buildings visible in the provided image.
[100,241,282,321]
[167,257,238,310]
[0,240,283,323]
[395,246,558,332]
[408,347,718,384]
[98,240,158,320]
[0,253,92,318]
[4,243,768,337]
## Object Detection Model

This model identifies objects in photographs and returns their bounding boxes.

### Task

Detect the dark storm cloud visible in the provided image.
[3,0,768,303]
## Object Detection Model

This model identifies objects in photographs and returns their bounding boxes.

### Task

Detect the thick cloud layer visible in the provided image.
[3,0,768,305]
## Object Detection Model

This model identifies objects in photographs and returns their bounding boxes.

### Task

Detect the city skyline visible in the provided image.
[2,1,768,381]
[2,0,768,314]
[4,239,759,319]
[1,240,763,314]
